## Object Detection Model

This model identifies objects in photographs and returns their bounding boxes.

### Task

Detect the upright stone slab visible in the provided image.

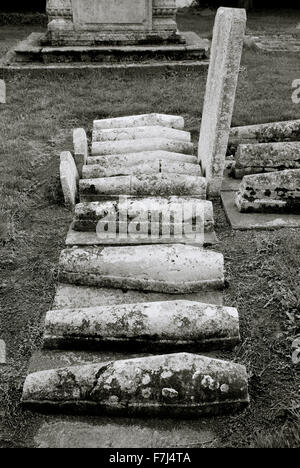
[73,128,88,177]
[60,151,79,210]
[198,7,247,197]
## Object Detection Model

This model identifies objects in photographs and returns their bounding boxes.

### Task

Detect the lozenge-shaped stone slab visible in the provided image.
[233,142,300,178]
[87,151,197,167]
[22,353,249,416]
[79,174,207,201]
[58,245,225,293]
[93,114,185,130]
[73,128,88,177]
[73,197,214,234]
[43,301,240,351]
[82,160,201,179]
[235,169,300,213]
[91,138,194,156]
[92,126,191,143]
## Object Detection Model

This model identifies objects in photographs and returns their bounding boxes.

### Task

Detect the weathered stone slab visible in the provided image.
[229,120,300,153]
[233,142,300,178]
[34,418,216,448]
[235,169,300,213]
[22,353,249,416]
[60,151,79,210]
[44,300,240,351]
[87,150,197,167]
[53,284,224,310]
[222,190,300,230]
[0,339,6,365]
[83,160,201,178]
[92,126,191,143]
[73,128,88,177]
[58,245,224,293]
[198,7,247,197]
[73,197,214,233]
[80,174,207,201]
[93,114,184,130]
[92,138,194,156]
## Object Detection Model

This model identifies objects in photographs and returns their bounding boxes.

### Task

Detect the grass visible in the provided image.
[0,10,300,447]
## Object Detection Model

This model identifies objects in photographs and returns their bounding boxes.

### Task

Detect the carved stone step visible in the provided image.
[80,174,207,201]
[73,197,214,233]
[233,142,300,178]
[82,160,201,179]
[93,114,185,130]
[22,353,249,417]
[91,138,194,156]
[235,169,300,213]
[87,151,197,167]
[92,126,191,143]
[43,300,240,351]
[58,245,224,293]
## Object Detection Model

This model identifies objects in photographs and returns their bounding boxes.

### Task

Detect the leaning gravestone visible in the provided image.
[198,7,246,197]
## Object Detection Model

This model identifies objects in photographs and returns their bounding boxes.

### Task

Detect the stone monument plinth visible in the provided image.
[12,0,209,66]
[46,0,181,45]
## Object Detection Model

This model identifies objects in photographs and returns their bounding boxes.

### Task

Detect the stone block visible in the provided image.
[73,128,88,177]
[233,142,300,178]
[43,300,240,351]
[229,120,300,153]
[235,169,300,213]
[73,197,214,234]
[22,353,249,416]
[82,160,200,178]
[60,151,79,210]
[198,7,247,197]
[87,150,197,168]
[93,114,184,130]
[92,126,191,143]
[58,245,225,293]
[79,174,207,200]
[91,138,194,156]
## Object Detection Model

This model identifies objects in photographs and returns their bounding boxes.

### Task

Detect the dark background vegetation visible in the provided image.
[0,0,299,13]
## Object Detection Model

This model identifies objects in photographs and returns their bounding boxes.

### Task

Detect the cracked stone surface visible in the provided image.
[233,142,300,178]
[58,245,225,293]
[93,114,185,130]
[73,197,214,234]
[22,353,249,416]
[79,174,207,201]
[92,126,191,143]
[87,151,197,168]
[235,169,300,213]
[43,300,240,350]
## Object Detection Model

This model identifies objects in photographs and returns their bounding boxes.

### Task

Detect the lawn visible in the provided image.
[0,9,299,448]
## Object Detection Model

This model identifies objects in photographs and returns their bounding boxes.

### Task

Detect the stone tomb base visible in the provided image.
[13,31,209,66]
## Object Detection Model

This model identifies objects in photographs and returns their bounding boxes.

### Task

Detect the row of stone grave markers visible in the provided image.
[21,8,251,425]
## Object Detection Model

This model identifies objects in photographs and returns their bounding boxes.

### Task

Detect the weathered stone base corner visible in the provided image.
[221,191,300,231]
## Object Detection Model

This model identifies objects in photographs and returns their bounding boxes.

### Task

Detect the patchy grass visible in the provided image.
[0,12,299,447]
